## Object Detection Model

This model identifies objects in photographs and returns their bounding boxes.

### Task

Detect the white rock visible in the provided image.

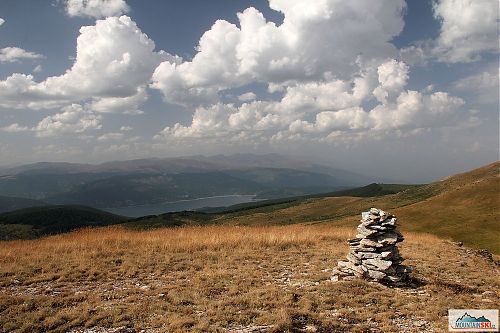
[367,269,386,280]
[357,225,380,237]
[363,258,393,271]
[360,238,383,248]
[376,232,399,245]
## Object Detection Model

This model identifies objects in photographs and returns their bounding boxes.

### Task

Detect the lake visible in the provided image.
[102,194,259,217]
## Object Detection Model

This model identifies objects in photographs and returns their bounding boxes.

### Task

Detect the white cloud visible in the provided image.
[0,16,166,111]
[0,18,5,26]
[97,132,124,141]
[151,0,406,106]
[34,104,102,137]
[33,64,43,73]
[2,123,30,133]
[432,0,499,63]
[148,0,474,148]
[369,91,465,130]
[65,0,129,18]
[288,107,370,134]
[399,0,498,65]
[0,47,44,63]
[155,58,465,144]
[238,92,257,102]
[453,68,499,105]
[89,86,147,114]
[372,59,409,103]
[0,0,481,157]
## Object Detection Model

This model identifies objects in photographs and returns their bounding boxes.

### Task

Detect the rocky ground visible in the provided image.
[0,226,498,332]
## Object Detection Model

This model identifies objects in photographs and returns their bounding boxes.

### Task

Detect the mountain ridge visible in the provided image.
[0,154,375,207]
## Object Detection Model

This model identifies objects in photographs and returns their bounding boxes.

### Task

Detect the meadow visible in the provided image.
[1,225,498,332]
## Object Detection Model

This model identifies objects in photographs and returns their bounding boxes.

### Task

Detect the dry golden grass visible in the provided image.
[217,162,500,254]
[1,225,498,332]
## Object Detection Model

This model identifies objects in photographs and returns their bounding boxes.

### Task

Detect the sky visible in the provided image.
[0,0,498,182]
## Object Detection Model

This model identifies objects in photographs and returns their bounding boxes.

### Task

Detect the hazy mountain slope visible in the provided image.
[194,153,376,184]
[0,154,374,180]
[48,169,344,208]
[0,154,372,206]
[0,173,111,199]
[0,162,95,175]
[0,195,47,214]
[45,172,267,207]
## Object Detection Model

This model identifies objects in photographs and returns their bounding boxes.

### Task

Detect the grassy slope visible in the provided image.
[214,162,499,253]
[390,162,499,253]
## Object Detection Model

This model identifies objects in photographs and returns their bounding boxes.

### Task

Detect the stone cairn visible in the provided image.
[332,208,411,285]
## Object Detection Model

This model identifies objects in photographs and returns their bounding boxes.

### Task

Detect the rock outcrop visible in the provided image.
[332,208,411,285]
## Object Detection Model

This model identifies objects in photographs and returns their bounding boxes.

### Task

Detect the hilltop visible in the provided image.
[0,206,126,240]
[0,195,46,214]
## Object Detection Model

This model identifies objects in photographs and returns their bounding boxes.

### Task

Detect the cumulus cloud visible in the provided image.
[2,105,102,137]
[402,0,499,64]
[0,18,5,26]
[34,104,102,137]
[65,0,129,18]
[453,67,499,105]
[97,132,124,141]
[89,86,147,114]
[368,91,464,130]
[0,0,480,155]
[0,47,44,63]
[151,0,406,106]
[372,59,409,103]
[0,16,166,111]
[432,0,499,63]
[149,0,474,147]
[155,59,465,144]
[2,123,30,133]
[238,92,257,102]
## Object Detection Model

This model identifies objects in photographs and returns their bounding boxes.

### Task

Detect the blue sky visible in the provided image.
[0,0,498,182]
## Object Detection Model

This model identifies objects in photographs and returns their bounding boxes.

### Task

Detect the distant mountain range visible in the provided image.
[0,154,377,209]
